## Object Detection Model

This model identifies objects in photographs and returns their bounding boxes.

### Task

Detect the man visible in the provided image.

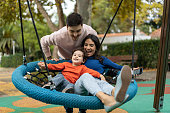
[40,12,97,113]
[41,12,97,60]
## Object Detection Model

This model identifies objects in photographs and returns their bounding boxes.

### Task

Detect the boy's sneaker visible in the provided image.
[42,82,51,89]
[62,87,74,94]
[42,81,55,89]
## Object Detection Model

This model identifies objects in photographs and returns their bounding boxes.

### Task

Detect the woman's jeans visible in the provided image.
[74,73,114,96]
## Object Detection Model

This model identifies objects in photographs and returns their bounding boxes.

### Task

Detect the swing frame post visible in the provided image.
[153,0,170,111]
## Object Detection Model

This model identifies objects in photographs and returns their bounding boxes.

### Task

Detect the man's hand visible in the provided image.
[47,56,60,62]
[51,58,59,62]
[47,56,52,60]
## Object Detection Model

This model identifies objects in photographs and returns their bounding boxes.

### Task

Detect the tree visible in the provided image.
[34,0,68,58]
[136,1,163,33]
[35,0,58,32]
[77,0,92,25]
[91,0,163,34]
[0,0,20,25]
[91,0,142,33]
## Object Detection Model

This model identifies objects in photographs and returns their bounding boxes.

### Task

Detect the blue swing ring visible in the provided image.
[12,60,137,109]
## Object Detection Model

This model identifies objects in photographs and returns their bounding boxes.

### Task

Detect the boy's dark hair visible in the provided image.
[66,13,83,26]
[72,47,87,62]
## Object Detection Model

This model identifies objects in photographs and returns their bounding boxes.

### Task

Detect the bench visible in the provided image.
[107,55,138,65]
[168,54,170,71]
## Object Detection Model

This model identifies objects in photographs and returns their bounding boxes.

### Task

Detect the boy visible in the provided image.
[38,48,105,92]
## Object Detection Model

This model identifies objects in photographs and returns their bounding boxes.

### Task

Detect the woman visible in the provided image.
[50,34,137,113]
[72,34,137,112]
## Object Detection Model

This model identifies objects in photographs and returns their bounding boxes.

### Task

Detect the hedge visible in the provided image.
[1,39,160,68]
[101,39,160,69]
[1,53,23,67]
[1,51,44,67]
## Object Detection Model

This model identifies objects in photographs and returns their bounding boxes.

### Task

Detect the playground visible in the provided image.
[0,0,169,113]
[0,67,170,113]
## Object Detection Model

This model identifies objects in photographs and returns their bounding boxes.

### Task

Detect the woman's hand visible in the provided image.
[132,67,143,76]
[100,74,106,81]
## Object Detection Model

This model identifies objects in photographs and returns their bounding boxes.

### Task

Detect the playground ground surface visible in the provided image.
[0,67,170,113]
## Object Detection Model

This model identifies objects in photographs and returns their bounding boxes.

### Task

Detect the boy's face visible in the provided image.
[72,50,84,66]
[67,24,82,41]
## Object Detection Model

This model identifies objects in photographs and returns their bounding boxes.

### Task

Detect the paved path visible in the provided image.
[0,67,24,97]
[0,67,170,113]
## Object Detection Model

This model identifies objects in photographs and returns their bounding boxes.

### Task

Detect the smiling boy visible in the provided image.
[38,48,104,92]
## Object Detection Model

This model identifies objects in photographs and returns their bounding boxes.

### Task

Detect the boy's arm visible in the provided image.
[48,63,65,70]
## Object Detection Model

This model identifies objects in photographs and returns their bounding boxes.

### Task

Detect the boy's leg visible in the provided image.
[62,80,74,113]
[52,74,65,86]
[79,109,87,113]
[64,106,73,113]
[62,83,74,93]
[42,73,64,89]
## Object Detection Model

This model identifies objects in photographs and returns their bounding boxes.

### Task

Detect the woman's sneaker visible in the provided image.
[114,65,132,102]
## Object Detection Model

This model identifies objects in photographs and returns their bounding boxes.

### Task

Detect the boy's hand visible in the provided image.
[38,62,46,70]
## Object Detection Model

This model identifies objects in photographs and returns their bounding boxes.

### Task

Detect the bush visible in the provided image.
[1,53,23,67]
[101,39,160,69]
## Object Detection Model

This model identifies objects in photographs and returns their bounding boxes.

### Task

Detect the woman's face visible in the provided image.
[83,38,96,57]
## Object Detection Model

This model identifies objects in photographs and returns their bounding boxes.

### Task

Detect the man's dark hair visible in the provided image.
[66,13,83,26]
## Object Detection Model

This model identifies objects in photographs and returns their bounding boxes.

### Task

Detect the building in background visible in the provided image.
[150,28,161,39]
[98,29,151,44]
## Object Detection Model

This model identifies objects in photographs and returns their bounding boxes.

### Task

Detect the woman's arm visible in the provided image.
[102,56,123,70]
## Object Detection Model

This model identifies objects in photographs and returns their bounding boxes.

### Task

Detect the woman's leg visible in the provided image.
[74,73,115,96]
[75,65,132,112]
[74,73,116,106]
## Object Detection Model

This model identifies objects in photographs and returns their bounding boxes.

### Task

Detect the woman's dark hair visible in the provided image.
[72,47,87,62]
[81,34,103,63]
[66,13,83,26]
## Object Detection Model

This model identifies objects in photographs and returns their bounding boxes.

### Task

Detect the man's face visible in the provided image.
[67,24,82,41]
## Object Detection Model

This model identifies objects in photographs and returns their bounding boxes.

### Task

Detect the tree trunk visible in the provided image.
[35,0,58,32]
[55,0,65,28]
[74,0,77,13]
[52,0,66,58]
[35,0,66,58]
[77,0,92,25]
